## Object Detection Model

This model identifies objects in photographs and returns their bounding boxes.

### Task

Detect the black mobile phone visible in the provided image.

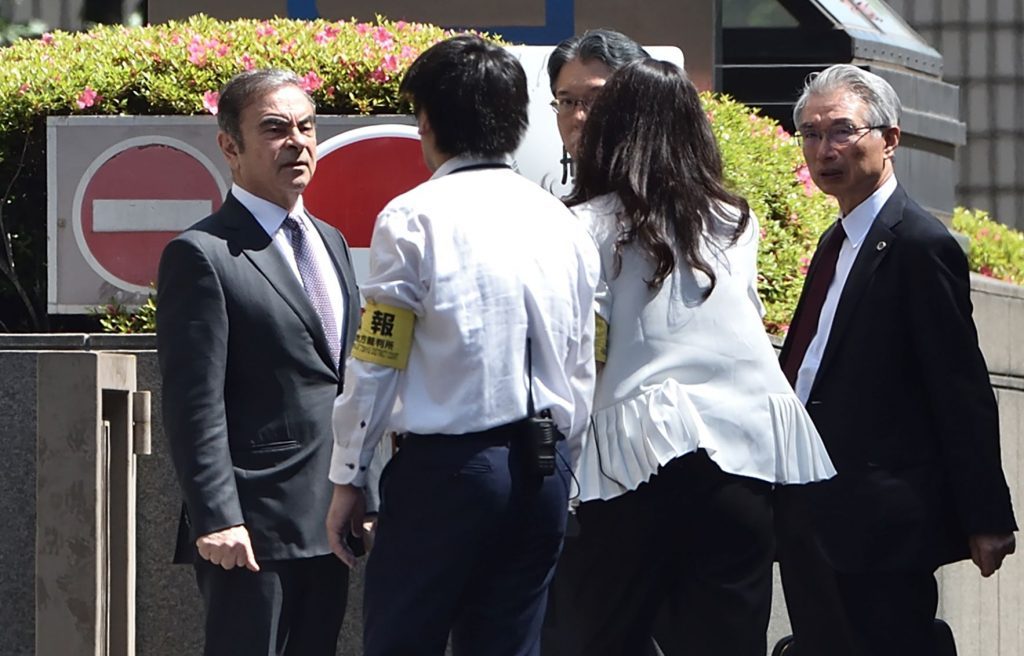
[345,530,366,558]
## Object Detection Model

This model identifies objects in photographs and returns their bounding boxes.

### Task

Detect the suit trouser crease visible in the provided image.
[194,553,349,656]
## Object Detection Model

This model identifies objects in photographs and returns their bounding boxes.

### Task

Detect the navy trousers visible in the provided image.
[363,430,572,656]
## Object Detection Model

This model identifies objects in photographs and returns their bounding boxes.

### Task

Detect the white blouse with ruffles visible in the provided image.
[574,193,835,502]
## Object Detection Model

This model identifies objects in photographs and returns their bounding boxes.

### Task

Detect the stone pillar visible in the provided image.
[36,352,140,656]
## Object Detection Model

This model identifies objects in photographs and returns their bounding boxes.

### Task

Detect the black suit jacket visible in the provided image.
[157,192,359,563]
[781,184,1016,572]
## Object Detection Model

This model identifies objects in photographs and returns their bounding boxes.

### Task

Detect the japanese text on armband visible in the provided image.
[352,300,416,369]
[595,314,608,363]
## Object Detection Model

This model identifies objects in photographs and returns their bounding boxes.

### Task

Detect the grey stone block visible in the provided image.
[0,353,38,656]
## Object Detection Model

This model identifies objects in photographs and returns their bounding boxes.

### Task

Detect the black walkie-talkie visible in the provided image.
[523,337,561,477]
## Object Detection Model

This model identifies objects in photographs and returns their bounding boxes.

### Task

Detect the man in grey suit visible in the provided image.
[157,69,359,656]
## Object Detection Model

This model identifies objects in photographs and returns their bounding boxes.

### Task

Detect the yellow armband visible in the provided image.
[351,300,416,369]
[595,314,608,364]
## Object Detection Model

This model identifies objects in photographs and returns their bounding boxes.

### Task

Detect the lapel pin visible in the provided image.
[876,241,887,251]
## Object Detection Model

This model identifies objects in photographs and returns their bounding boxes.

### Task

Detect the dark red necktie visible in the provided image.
[782,223,846,386]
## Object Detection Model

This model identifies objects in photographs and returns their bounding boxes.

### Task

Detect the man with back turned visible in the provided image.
[325,35,600,656]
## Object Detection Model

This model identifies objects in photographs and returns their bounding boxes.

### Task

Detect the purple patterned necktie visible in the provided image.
[283,215,341,366]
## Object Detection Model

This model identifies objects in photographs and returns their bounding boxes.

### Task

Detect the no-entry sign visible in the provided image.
[72,136,226,294]
[304,124,431,249]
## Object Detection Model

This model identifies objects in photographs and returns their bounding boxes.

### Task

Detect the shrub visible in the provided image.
[705,93,836,333]
[94,295,156,333]
[2,16,1017,335]
[952,207,1024,285]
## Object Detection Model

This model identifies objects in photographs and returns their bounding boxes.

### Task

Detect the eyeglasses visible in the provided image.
[549,97,594,115]
[795,124,889,147]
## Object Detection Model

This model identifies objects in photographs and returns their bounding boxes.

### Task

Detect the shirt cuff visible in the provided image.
[329,444,369,487]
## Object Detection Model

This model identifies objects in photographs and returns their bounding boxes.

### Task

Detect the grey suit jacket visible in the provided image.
[157,192,359,562]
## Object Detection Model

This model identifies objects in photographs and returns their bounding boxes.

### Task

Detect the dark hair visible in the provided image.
[217,69,312,150]
[566,59,750,295]
[547,29,649,94]
[399,35,528,158]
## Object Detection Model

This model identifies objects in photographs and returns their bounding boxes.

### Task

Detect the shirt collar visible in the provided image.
[838,174,897,247]
[430,154,512,180]
[232,183,306,237]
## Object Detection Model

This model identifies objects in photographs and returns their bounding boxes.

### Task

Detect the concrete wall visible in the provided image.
[1,272,1022,655]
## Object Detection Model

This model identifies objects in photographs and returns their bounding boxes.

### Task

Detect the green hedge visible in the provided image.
[0,15,1019,334]
[952,207,1024,285]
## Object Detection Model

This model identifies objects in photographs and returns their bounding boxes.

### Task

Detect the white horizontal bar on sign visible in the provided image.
[92,199,212,232]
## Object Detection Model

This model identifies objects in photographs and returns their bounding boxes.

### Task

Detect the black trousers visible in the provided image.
[776,486,941,656]
[194,553,349,656]
[561,449,775,656]
[543,526,683,656]
[363,430,572,656]
[774,485,856,656]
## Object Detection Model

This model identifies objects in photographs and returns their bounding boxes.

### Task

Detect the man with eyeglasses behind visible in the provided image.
[546,30,649,173]
[776,64,1017,656]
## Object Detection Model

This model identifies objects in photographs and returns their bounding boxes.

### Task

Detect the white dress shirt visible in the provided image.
[330,156,600,487]
[574,194,835,501]
[794,174,898,403]
[233,183,348,351]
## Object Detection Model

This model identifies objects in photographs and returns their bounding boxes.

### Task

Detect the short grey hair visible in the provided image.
[217,68,313,150]
[793,64,901,130]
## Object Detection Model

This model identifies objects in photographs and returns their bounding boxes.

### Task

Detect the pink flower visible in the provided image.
[355,23,371,35]
[188,35,208,65]
[300,71,323,92]
[281,39,296,55]
[202,90,220,115]
[17,83,30,94]
[241,54,255,71]
[748,113,759,122]
[395,20,408,31]
[776,125,790,139]
[798,257,811,275]
[795,163,817,197]
[373,26,394,48]
[980,265,995,277]
[41,32,54,45]
[256,21,276,38]
[381,54,399,72]
[76,87,99,109]
[170,33,183,45]
[325,85,336,98]
[400,45,416,60]
[315,23,341,43]
[215,41,230,58]
[370,66,388,83]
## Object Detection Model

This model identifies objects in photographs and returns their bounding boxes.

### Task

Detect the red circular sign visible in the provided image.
[303,125,431,248]
[75,140,224,290]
